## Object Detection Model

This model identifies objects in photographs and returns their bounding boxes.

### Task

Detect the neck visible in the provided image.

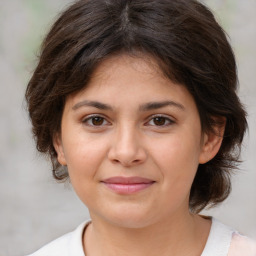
[83,213,211,256]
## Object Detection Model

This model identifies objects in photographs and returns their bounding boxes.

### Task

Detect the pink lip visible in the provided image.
[102,176,155,194]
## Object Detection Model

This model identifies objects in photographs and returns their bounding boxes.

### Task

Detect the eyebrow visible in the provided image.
[72,100,185,111]
[72,100,113,111]
[139,101,185,111]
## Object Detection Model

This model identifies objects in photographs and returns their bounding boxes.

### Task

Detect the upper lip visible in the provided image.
[102,176,155,184]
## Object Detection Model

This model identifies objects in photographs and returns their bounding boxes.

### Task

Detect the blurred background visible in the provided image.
[0,0,255,255]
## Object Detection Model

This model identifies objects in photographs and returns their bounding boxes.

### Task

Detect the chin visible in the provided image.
[98,205,158,229]
[111,217,155,229]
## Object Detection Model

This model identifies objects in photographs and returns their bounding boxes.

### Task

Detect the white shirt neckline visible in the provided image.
[201,217,234,256]
[69,218,235,256]
[28,218,237,256]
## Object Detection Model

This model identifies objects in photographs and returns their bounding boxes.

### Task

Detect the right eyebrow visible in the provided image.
[139,100,185,112]
[72,100,113,111]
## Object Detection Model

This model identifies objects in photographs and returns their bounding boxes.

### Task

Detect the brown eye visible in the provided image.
[153,117,167,126]
[91,116,104,126]
[82,115,108,127]
[146,115,174,127]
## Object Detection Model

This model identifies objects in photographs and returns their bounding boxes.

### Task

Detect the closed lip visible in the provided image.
[101,176,155,194]
[102,176,155,184]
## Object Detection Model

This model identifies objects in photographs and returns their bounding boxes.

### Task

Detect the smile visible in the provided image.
[101,176,155,194]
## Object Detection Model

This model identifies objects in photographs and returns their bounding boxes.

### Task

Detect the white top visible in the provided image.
[27,218,256,256]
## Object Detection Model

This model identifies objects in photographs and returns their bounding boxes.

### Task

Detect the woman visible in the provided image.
[25,0,255,255]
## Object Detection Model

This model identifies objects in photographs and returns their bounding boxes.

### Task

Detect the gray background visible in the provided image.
[0,0,255,255]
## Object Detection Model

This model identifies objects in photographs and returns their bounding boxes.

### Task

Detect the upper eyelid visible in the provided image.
[80,113,175,124]
[82,113,108,120]
[82,114,111,124]
[144,115,175,127]
[146,114,175,121]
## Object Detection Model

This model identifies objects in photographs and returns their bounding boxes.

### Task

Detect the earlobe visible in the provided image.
[199,120,225,164]
[53,133,67,166]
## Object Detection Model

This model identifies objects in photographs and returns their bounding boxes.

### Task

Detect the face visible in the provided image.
[54,54,221,228]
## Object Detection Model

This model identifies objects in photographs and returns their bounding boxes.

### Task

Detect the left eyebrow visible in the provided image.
[72,100,113,111]
[139,101,185,111]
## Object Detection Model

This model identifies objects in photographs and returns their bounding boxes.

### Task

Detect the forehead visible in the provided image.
[89,53,167,86]
[64,54,198,116]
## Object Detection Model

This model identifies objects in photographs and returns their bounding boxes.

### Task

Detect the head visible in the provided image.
[26,0,247,213]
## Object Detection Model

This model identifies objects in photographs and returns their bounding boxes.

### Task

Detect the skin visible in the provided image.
[54,54,224,256]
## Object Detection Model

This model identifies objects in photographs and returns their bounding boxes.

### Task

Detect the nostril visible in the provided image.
[111,158,142,167]
[107,140,147,166]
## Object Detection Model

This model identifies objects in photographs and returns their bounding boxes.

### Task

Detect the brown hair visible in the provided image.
[25,0,247,212]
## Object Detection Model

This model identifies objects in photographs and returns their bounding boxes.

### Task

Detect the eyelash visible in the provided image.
[82,115,110,127]
[145,115,175,127]
[82,114,175,128]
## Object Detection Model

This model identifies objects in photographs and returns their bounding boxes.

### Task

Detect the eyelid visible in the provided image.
[145,114,175,126]
[82,114,111,126]
[81,114,175,127]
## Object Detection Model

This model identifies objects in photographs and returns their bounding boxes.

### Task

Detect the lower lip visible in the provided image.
[102,182,155,194]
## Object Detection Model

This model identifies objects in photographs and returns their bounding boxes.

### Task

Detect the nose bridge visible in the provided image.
[117,122,137,151]
[108,121,146,166]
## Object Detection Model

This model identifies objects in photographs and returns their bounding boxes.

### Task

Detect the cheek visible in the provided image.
[62,134,108,179]
[151,132,201,183]
[63,137,108,206]
[150,135,201,210]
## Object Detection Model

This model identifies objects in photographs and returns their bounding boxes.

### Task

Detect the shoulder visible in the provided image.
[202,217,256,256]
[26,220,90,256]
[202,218,234,256]
[27,232,73,256]
[228,232,256,256]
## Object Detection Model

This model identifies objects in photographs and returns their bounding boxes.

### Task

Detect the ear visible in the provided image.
[199,118,226,164]
[53,133,67,166]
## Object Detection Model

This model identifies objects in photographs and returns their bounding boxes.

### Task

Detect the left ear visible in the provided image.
[53,132,67,166]
[199,117,226,164]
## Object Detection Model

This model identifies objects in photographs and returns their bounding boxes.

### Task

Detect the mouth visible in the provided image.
[101,176,156,194]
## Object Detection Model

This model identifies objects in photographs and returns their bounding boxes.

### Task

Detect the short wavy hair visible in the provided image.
[26,0,247,212]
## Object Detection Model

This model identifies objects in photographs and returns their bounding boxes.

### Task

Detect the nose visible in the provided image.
[107,125,147,167]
